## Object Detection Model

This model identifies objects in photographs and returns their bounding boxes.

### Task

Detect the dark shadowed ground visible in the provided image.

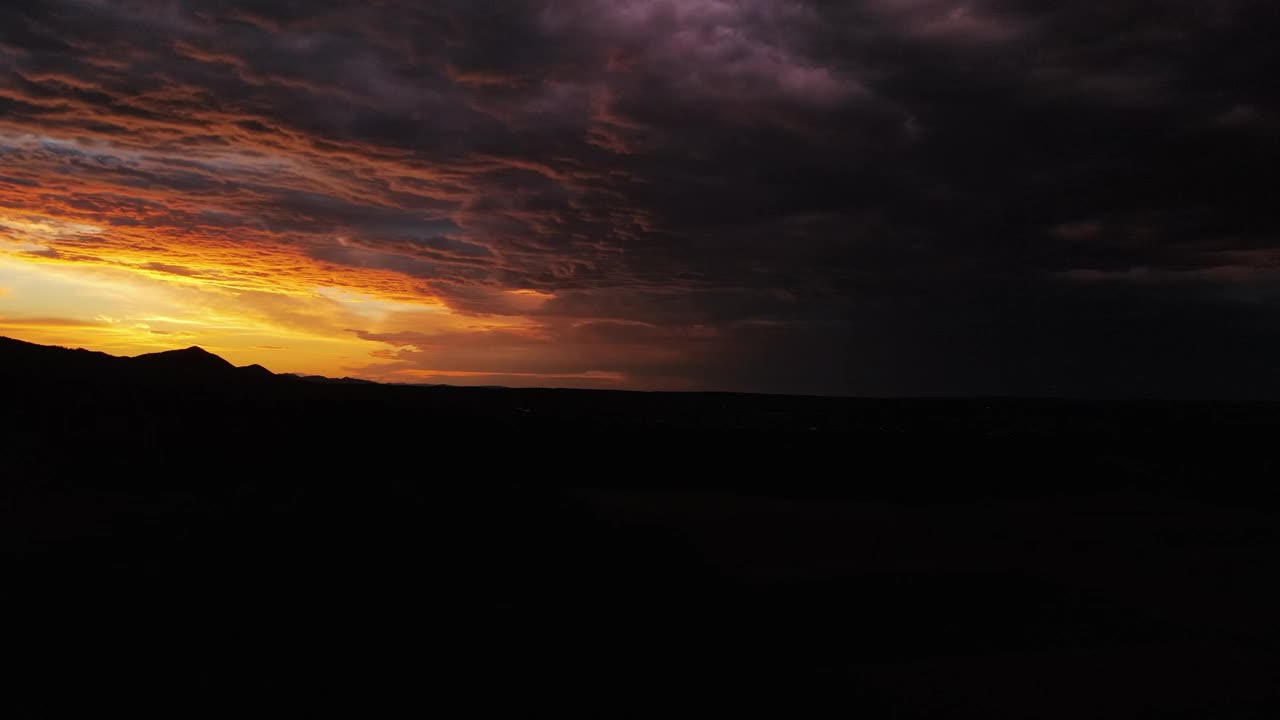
[3,337,1279,717]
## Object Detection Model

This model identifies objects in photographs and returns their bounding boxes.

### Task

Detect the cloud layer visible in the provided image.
[2,0,1279,395]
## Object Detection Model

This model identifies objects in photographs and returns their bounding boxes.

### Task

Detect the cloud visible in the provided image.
[0,0,1277,395]
[541,0,859,106]
[863,0,1026,45]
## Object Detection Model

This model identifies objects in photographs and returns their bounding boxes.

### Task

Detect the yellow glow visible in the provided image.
[0,231,581,383]
[0,251,420,376]
[0,128,631,388]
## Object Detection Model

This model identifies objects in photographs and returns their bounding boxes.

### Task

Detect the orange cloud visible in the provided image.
[0,1,806,393]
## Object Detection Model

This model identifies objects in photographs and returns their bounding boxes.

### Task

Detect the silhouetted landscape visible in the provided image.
[4,336,1279,717]
[7,0,1280,713]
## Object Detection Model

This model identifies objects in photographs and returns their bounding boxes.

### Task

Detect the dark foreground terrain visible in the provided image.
[3,336,1279,717]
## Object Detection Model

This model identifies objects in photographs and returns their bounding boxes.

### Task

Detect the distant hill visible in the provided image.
[3,334,1279,438]
[0,335,122,376]
[0,336,274,383]
[130,346,237,373]
[280,373,377,385]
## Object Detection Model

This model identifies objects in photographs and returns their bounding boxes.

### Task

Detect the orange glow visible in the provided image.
[0,95,651,388]
[392,368,627,383]
[0,226,529,381]
[0,110,577,383]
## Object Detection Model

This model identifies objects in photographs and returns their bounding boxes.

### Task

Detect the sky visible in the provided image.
[1,1,1278,396]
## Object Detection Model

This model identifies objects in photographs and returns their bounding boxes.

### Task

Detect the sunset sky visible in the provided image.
[2,1,1278,396]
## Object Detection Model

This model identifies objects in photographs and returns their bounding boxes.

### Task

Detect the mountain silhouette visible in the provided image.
[0,336,273,383]
[237,363,276,379]
[283,373,376,385]
[0,335,120,377]
[131,345,236,372]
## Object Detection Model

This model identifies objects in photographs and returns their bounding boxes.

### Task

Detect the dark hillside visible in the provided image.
[3,337,1279,717]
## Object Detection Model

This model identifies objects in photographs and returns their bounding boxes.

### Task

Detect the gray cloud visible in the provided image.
[2,0,1279,395]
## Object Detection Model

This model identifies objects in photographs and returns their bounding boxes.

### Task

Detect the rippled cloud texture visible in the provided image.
[2,1,1278,395]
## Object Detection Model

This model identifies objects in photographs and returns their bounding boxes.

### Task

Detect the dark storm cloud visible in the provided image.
[2,0,1279,395]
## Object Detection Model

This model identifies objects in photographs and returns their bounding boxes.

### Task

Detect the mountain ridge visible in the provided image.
[0,335,274,382]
